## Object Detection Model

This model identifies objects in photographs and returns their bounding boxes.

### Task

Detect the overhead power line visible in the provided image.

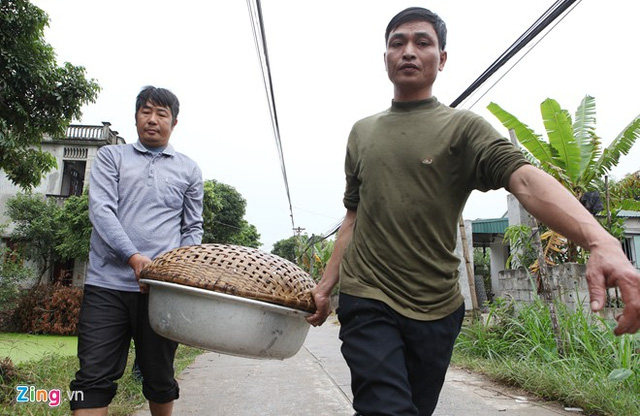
[246,0,580,241]
[246,0,296,233]
[449,0,581,109]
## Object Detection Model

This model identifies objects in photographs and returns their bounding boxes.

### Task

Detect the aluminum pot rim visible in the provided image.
[140,278,312,318]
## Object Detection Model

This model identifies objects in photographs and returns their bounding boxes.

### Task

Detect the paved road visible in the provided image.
[135,315,581,415]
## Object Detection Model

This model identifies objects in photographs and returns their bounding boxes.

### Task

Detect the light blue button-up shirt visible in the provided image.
[86,140,204,292]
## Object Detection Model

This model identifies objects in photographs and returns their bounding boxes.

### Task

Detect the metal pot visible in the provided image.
[141,279,311,360]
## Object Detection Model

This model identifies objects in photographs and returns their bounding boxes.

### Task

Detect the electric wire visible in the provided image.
[463,0,580,111]
[247,0,580,243]
[246,0,296,233]
[311,1,581,242]
[449,0,580,109]
[296,218,343,264]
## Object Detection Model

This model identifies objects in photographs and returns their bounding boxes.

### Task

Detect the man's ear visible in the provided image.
[438,50,448,71]
[172,118,179,129]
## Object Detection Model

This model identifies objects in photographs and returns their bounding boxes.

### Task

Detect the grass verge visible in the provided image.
[0,333,77,364]
[452,297,640,416]
[0,343,203,415]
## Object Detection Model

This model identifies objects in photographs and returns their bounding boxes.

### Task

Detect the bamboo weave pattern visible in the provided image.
[140,244,317,313]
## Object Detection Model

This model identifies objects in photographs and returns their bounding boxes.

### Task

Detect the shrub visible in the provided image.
[0,248,38,309]
[0,309,19,332]
[15,284,83,335]
[0,357,24,405]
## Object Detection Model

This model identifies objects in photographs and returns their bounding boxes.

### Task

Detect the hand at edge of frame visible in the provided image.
[586,242,640,335]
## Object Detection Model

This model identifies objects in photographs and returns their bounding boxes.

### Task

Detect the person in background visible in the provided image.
[307,7,640,416]
[70,86,204,415]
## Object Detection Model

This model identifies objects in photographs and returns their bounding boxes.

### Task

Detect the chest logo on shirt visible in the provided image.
[421,157,434,165]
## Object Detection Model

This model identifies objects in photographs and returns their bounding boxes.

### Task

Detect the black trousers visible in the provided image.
[69,285,179,410]
[338,293,465,416]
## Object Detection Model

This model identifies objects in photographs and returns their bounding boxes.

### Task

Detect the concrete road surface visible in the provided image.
[134,315,582,415]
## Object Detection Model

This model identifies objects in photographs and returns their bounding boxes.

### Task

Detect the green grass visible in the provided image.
[1,342,203,415]
[0,333,77,364]
[453,297,640,416]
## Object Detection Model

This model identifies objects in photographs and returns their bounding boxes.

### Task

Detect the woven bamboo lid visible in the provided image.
[140,244,317,313]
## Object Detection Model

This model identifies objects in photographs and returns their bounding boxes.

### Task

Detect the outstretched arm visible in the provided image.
[306,209,357,327]
[508,164,640,335]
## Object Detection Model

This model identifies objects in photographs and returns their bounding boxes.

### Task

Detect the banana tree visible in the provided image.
[490,97,639,354]
[488,96,640,264]
[488,96,640,202]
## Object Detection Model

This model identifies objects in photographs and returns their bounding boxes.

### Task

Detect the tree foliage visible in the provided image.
[488,96,640,203]
[4,192,92,283]
[0,0,100,190]
[202,179,260,247]
[271,235,301,263]
[5,193,60,281]
[227,220,261,248]
[608,170,640,210]
[300,235,335,280]
[3,179,261,284]
[488,96,640,264]
[271,233,335,281]
[55,193,91,261]
[0,247,37,306]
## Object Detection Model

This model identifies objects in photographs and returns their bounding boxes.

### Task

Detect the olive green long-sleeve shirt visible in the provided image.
[340,97,528,320]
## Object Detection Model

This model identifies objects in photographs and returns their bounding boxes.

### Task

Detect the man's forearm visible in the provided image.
[508,165,618,250]
[316,209,357,295]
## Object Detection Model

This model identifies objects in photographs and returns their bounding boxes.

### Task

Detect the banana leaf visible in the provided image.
[541,98,582,183]
[591,115,640,181]
[487,102,553,163]
[573,95,597,175]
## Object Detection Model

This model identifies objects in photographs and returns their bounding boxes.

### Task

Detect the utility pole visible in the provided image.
[293,227,305,268]
[309,234,316,276]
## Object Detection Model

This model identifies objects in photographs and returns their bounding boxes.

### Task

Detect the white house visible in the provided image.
[0,122,125,286]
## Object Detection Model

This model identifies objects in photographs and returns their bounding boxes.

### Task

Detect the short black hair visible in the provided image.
[385,7,447,51]
[135,86,180,121]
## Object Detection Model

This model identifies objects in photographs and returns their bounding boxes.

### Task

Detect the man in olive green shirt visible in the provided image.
[307,7,640,416]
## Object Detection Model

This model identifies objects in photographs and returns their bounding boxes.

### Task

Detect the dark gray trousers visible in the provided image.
[338,293,465,416]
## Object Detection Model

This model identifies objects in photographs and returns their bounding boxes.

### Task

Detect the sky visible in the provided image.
[31,0,640,251]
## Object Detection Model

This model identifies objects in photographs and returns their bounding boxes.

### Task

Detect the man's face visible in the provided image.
[384,20,447,101]
[135,101,177,147]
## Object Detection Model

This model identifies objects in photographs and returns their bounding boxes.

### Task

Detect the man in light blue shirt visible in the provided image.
[70,86,203,415]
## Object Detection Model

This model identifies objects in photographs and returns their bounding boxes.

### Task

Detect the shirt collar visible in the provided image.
[390,96,440,113]
[133,140,176,156]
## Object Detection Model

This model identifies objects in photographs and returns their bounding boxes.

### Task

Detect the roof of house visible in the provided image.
[618,210,640,218]
[471,218,509,235]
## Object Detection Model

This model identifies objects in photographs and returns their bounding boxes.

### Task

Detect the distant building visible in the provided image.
[0,122,125,286]
[471,194,640,307]
[618,210,640,269]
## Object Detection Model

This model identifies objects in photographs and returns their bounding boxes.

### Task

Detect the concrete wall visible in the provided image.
[498,263,625,321]
[497,263,626,320]
[498,263,590,311]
